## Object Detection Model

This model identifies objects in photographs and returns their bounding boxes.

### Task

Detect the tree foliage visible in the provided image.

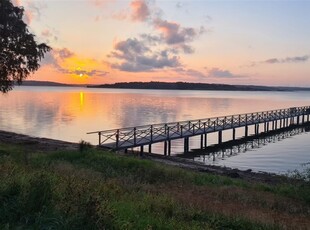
[0,0,51,93]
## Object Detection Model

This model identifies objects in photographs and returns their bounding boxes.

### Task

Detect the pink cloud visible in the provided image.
[11,0,41,24]
[130,0,150,21]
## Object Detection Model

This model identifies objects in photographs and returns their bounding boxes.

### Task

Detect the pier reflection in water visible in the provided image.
[177,124,310,173]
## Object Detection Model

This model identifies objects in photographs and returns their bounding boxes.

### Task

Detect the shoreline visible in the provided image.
[0,129,297,184]
[0,130,78,152]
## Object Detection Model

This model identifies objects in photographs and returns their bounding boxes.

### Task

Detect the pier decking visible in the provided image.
[88,106,310,154]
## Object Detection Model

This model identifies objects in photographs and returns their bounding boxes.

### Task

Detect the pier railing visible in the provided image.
[88,106,310,150]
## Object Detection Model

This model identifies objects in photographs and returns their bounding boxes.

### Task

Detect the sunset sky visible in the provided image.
[13,0,310,86]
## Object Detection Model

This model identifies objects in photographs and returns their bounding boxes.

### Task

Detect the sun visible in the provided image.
[79,73,84,77]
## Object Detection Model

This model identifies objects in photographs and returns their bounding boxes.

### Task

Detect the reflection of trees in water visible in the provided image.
[179,125,309,163]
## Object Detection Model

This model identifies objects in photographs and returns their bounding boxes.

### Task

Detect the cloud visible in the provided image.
[109,37,180,72]
[108,0,206,72]
[247,55,310,67]
[154,19,195,45]
[206,68,244,78]
[175,67,207,80]
[41,29,58,43]
[40,48,74,72]
[62,69,108,77]
[12,0,44,24]
[204,14,212,22]
[41,48,108,77]
[130,0,150,21]
[176,2,183,9]
[263,55,309,64]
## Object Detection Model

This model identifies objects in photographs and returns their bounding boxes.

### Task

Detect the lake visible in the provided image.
[0,86,309,174]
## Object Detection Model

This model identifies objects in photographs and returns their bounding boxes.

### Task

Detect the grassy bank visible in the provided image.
[0,142,309,229]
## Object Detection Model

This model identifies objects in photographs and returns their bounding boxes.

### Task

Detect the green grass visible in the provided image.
[0,142,309,229]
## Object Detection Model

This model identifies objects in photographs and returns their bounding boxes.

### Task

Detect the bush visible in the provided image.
[79,140,92,153]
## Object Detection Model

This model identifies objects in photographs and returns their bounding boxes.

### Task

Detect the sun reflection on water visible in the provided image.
[79,92,84,109]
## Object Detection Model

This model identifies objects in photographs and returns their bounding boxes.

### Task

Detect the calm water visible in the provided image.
[0,86,310,174]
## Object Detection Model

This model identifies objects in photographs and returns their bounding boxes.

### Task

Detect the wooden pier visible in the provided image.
[88,106,310,155]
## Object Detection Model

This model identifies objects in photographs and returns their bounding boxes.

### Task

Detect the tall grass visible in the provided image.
[0,143,308,229]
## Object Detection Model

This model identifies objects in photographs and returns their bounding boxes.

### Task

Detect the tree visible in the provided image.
[0,0,51,93]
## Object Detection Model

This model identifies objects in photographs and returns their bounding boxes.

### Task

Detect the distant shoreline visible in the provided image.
[20,80,310,92]
[87,81,310,92]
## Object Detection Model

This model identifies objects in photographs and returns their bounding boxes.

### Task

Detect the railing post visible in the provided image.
[98,132,101,145]
[134,128,137,145]
[181,125,183,137]
[150,125,153,142]
[167,126,170,139]
[231,116,234,128]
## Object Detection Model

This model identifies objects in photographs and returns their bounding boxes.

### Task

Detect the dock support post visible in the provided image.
[184,137,189,153]
[164,141,167,156]
[148,144,152,153]
[124,148,128,154]
[168,140,171,156]
[280,119,282,128]
[255,124,259,135]
[200,134,203,149]
[297,116,300,125]
[302,115,305,124]
[140,146,144,156]
[232,128,236,140]
[204,134,207,148]
[245,126,248,137]
[264,122,267,132]
[218,130,222,144]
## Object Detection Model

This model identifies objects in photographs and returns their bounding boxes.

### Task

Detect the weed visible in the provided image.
[78,140,92,153]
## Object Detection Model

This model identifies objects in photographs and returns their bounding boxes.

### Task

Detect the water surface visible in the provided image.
[0,86,309,174]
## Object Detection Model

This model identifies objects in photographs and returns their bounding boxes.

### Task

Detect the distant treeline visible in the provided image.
[87,81,310,91]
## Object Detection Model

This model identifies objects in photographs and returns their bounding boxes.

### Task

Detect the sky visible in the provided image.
[12,0,310,86]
